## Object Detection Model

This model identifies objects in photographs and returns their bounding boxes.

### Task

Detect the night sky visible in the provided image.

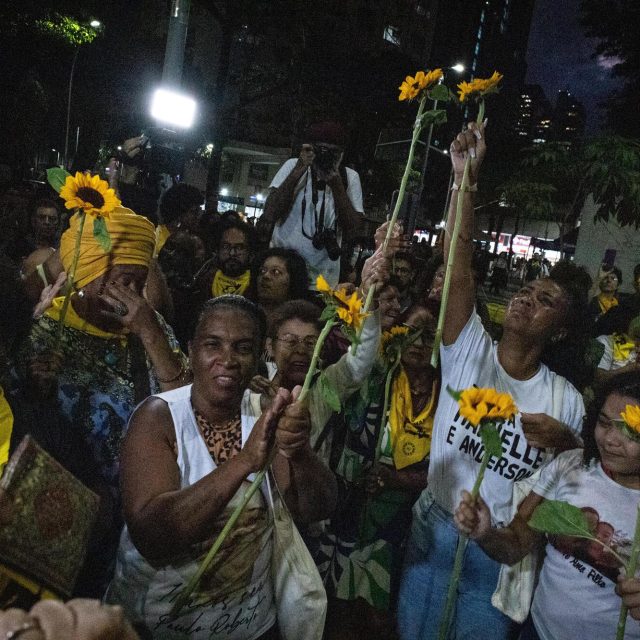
[526,0,622,133]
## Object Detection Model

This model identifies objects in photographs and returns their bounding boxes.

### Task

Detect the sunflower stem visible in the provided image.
[354,94,428,354]
[172,315,337,616]
[375,359,400,463]
[616,505,640,640]
[170,448,277,617]
[437,449,490,640]
[56,210,86,344]
[299,317,335,404]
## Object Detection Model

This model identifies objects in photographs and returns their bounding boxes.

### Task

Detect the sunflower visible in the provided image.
[398,75,420,102]
[457,71,503,103]
[619,405,640,442]
[398,68,443,102]
[457,387,517,427]
[59,172,121,217]
[316,275,352,306]
[336,291,368,331]
[380,325,411,358]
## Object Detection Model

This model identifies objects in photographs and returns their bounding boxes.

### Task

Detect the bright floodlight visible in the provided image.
[90,19,102,28]
[451,63,466,74]
[220,188,229,197]
[151,88,196,128]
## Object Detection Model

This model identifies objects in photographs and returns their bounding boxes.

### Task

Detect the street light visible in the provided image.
[90,19,102,28]
[150,88,197,128]
[451,63,466,74]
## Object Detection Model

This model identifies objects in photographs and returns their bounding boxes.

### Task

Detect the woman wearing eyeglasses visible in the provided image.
[247,247,388,464]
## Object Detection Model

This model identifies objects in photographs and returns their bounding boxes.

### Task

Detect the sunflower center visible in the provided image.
[76,187,105,208]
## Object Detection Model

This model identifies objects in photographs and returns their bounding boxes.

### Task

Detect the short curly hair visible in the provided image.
[194,295,267,351]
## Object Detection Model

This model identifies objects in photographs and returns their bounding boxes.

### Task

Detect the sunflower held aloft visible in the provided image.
[316,275,368,333]
[398,68,444,102]
[457,71,503,104]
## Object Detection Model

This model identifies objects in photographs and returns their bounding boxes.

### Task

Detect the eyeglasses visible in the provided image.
[275,334,318,351]
[220,243,248,255]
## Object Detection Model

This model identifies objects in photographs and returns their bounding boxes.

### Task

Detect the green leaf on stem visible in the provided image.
[446,385,462,402]
[46,167,71,193]
[318,372,341,412]
[93,216,112,252]
[427,84,453,102]
[529,499,594,538]
[320,304,337,322]
[421,109,448,127]
[479,423,503,458]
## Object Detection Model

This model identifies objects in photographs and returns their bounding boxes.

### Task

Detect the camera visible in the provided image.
[135,127,186,176]
[313,144,339,174]
[312,228,342,261]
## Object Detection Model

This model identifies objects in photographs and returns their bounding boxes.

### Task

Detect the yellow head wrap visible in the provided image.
[59,206,156,288]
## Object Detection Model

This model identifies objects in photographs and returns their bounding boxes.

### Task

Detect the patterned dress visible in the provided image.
[15,312,183,595]
[316,369,426,612]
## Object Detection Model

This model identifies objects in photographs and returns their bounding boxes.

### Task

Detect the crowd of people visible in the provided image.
[1,119,640,640]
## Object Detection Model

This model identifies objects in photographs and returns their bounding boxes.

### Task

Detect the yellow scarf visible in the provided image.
[598,293,618,315]
[388,369,437,470]
[44,297,126,341]
[612,333,636,363]
[155,224,171,257]
[0,385,13,471]
[211,270,251,297]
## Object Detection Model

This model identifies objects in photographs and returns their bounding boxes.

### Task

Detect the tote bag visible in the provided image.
[266,474,327,640]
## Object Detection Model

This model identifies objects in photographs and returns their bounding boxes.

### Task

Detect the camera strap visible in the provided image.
[300,170,328,239]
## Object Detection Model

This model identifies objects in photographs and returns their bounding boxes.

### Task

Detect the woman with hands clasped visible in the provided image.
[107,296,337,640]
[454,372,640,640]
[397,122,588,639]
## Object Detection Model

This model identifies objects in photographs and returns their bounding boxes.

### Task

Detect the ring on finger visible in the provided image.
[114,302,129,317]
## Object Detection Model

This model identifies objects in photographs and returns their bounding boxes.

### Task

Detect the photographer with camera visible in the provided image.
[263,122,363,287]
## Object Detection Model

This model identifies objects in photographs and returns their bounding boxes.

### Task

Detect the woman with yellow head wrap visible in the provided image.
[17,206,190,596]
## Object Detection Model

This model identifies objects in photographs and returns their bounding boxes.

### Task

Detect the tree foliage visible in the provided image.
[507,136,640,229]
[581,0,640,136]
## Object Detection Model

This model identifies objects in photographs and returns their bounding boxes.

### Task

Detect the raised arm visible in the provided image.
[263,149,313,225]
[454,488,544,565]
[442,122,486,345]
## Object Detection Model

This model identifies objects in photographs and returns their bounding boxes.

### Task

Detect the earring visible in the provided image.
[77,289,85,298]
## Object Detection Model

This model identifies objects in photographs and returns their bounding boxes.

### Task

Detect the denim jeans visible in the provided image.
[397,491,519,640]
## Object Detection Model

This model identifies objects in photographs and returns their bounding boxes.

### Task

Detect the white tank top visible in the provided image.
[106,385,275,640]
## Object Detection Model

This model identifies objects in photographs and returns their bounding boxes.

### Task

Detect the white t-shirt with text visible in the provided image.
[531,449,640,640]
[269,158,363,287]
[426,312,585,526]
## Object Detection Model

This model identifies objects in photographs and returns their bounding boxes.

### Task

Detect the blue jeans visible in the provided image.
[397,491,518,640]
